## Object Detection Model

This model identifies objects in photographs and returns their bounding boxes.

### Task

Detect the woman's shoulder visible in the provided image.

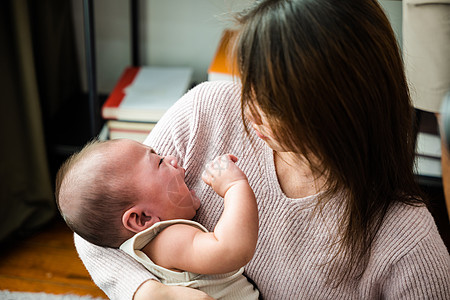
[371,202,450,297]
[161,80,241,118]
[191,80,241,97]
[186,80,244,131]
[188,80,241,109]
[382,202,435,237]
[145,80,242,146]
[376,201,447,256]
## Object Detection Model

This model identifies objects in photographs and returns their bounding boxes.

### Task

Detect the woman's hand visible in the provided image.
[134,280,215,300]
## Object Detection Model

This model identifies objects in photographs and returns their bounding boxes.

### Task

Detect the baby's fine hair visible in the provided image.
[55,139,137,248]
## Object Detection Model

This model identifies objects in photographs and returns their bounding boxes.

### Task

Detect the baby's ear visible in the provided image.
[122,206,160,233]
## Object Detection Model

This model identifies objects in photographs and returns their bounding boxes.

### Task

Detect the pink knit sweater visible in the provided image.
[75,81,450,299]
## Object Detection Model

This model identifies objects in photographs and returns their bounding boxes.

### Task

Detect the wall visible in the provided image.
[71,0,402,94]
[380,0,403,48]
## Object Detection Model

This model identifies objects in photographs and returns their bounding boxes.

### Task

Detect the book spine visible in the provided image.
[102,67,140,119]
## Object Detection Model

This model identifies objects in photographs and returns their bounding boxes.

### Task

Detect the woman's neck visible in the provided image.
[274,151,326,198]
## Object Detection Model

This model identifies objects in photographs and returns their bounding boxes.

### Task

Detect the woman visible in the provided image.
[74,0,450,299]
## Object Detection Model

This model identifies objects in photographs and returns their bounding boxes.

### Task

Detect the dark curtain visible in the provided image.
[0,0,82,241]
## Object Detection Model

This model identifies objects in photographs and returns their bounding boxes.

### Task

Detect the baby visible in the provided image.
[55,138,259,299]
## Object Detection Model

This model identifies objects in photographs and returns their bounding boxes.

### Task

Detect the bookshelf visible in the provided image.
[82,0,140,138]
[47,0,140,178]
[415,110,443,187]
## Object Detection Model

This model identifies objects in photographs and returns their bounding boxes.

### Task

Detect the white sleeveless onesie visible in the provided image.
[120,219,259,300]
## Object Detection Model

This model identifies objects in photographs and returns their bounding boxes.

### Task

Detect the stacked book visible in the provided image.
[415,131,442,180]
[102,66,193,142]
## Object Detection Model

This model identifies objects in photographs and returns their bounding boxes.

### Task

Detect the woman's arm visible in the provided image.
[75,234,215,300]
[74,234,156,299]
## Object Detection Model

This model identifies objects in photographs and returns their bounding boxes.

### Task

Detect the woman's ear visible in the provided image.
[122,206,160,233]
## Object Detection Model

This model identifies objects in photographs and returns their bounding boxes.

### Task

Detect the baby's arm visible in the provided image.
[143,154,259,275]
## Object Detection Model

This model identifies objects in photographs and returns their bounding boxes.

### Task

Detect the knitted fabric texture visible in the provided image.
[75,81,450,300]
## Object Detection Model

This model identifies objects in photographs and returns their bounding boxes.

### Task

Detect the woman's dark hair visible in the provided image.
[235,0,424,283]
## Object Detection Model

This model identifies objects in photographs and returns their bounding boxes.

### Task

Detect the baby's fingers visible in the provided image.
[215,154,238,170]
[202,168,213,186]
[225,154,238,163]
[202,154,239,185]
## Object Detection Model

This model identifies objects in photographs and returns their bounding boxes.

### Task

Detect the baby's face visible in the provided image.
[109,139,201,220]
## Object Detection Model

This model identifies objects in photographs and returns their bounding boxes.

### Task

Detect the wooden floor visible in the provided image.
[0,216,107,299]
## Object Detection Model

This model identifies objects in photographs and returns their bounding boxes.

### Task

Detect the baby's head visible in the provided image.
[55,139,200,248]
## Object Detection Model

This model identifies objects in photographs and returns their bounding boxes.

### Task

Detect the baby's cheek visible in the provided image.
[166,173,192,208]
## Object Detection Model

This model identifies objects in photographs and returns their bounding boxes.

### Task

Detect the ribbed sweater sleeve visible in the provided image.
[380,205,450,299]
[74,234,154,299]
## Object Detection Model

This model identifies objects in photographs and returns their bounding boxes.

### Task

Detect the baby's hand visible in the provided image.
[202,154,248,197]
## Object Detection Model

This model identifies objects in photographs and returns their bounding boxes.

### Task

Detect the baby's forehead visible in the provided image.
[99,139,148,166]
[76,144,118,175]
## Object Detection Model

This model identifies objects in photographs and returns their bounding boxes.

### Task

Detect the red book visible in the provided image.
[102,66,193,122]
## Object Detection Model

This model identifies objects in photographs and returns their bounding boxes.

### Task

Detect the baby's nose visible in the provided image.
[165,155,178,168]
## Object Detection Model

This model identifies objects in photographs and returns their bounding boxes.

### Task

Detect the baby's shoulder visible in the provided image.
[141,220,208,259]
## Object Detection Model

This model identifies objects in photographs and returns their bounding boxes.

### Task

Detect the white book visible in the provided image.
[416,132,441,158]
[102,66,193,122]
[415,155,442,178]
